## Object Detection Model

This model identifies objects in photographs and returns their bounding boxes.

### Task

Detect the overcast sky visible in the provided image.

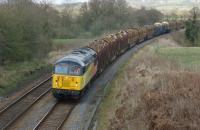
[38,0,88,4]
[36,0,199,5]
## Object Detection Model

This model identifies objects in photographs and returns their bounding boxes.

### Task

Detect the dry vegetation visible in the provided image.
[143,71,200,130]
[96,36,200,130]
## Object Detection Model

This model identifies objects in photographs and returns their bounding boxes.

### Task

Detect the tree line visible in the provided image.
[0,0,164,65]
[0,0,55,65]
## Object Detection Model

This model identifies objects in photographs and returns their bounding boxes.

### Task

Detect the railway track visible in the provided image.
[33,102,75,130]
[0,76,52,130]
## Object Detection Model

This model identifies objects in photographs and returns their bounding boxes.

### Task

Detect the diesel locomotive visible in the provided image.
[52,48,98,98]
[52,21,185,99]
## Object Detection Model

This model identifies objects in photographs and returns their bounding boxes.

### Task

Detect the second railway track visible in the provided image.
[0,76,52,130]
[33,101,75,130]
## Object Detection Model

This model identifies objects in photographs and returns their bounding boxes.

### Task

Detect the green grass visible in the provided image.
[0,60,51,96]
[157,47,200,68]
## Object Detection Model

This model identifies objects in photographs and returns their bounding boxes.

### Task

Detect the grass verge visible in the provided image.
[0,60,52,96]
[95,36,200,130]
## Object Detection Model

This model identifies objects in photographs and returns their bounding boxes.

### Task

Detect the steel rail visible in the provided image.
[33,102,75,130]
[0,77,52,130]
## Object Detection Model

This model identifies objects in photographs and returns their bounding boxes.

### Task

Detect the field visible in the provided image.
[157,47,200,69]
[0,38,92,96]
[95,34,200,130]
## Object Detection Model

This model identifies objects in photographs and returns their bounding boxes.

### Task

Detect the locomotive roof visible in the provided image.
[154,22,162,26]
[56,47,97,67]
[162,21,169,24]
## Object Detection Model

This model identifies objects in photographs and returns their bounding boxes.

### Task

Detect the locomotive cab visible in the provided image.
[154,22,162,36]
[53,61,84,90]
[52,47,97,99]
[54,62,84,76]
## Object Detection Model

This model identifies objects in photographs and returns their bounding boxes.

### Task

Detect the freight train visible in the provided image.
[52,21,185,99]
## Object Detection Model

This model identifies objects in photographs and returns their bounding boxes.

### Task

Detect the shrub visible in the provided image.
[0,1,53,65]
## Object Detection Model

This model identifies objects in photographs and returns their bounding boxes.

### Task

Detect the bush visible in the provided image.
[185,20,200,45]
[0,1,53,65]
[185,7,200,45]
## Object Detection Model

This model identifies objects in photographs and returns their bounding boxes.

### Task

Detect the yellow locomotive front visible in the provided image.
[53,62,84,91]
[52,47,97,99]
